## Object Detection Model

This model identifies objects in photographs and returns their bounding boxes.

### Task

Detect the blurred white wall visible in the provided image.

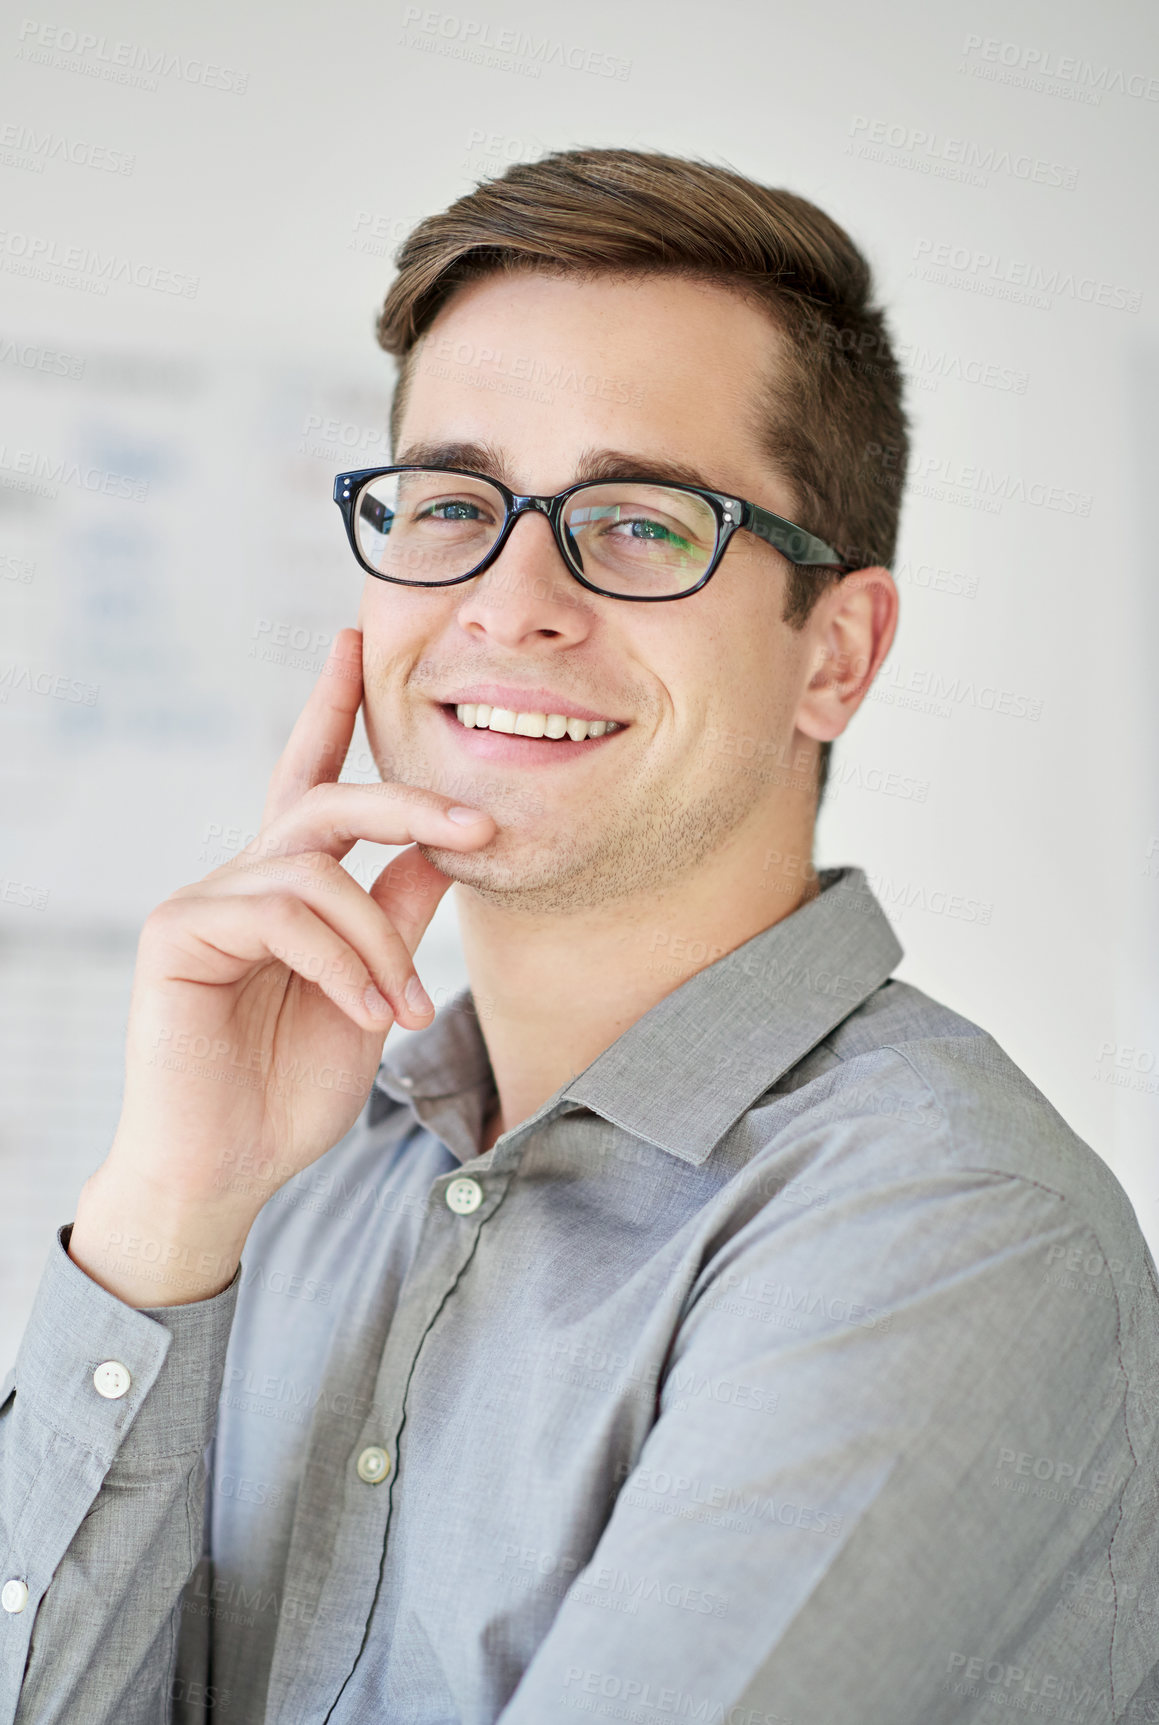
[2,0,1157,1370]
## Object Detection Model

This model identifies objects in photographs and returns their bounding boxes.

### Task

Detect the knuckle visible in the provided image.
[288,848,341,881]
[257,891,311,930]
[301,780,337,813]
[238,827,277,859]
[140,897,187,942]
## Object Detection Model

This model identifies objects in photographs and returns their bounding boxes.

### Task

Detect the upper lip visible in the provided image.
[437,685,626,723]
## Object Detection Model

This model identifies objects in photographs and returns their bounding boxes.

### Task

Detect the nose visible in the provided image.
[453,508,593,649]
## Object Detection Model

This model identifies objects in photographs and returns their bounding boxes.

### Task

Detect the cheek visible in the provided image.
[359,577,435,634]
[359,584,454,680]
[693,620,806,761]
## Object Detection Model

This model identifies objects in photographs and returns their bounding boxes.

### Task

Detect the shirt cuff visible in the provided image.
[10,1224,240,1469]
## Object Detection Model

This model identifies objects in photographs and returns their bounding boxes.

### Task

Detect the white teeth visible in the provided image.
[452,703,621,742]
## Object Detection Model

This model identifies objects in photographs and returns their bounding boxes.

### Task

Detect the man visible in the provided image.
[2,148,1157,1724]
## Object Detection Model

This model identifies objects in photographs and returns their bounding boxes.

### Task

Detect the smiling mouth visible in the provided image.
[447,702,625,743]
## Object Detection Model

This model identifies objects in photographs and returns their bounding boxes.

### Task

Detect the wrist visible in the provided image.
[69,1166,257,1308]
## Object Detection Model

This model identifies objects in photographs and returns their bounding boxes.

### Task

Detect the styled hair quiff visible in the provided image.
[375,148,909,800]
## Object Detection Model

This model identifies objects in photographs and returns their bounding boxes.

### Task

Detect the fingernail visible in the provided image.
[364,985,394,1019]
[447,805,489,824]
[405,974,434,1016]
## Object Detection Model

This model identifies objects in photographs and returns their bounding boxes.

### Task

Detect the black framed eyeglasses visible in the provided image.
[333,465,854,602]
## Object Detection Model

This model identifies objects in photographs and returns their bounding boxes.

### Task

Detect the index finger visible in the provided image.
[261,626,364,828]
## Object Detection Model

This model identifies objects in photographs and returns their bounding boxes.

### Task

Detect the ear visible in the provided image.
[794,567,899,743]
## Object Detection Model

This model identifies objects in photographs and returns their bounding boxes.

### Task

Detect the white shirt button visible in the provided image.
[356,1445,391,1484]
[445,1176,483,1215]
[1,1580,28,1614]
[397,1075,413,1089]
[92,1360,132,1400]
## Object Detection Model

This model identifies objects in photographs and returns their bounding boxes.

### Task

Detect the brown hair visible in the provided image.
[375,147,909,802]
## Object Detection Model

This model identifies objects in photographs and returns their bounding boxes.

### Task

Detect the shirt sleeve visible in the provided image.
[497,1155,1139,1724]
[0,1226,239,1725]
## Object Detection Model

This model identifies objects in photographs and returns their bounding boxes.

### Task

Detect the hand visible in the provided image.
[69,628,494,1304]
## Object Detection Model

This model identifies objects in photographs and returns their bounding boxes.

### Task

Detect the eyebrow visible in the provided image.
[392,440,720,494]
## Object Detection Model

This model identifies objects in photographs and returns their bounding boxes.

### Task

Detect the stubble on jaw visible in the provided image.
[414,760,767,917]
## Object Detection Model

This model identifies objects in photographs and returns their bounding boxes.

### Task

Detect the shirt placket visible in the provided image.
[265,1130,527,1725]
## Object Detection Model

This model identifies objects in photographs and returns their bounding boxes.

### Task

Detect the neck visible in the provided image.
[456,808,819,1152]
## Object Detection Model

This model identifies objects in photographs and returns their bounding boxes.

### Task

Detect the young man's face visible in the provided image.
[358,272,854,913]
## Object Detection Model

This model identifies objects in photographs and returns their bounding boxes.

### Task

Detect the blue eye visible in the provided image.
[626,518,693,550]
[421,500,486,522]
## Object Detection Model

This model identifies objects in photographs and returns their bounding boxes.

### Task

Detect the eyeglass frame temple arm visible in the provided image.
[739,500,855,571]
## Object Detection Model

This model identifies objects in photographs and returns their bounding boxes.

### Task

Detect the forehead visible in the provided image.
[395,272,788,497]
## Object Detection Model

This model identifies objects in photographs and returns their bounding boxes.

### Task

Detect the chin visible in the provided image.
[419,837,528,893]
[416,837,614,915]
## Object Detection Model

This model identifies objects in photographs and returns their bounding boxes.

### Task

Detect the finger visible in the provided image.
[251,780,495,867]
[365,844,457,954]
[194,849,444,1027]
[261,627,364,829]
[159,892,402,1034]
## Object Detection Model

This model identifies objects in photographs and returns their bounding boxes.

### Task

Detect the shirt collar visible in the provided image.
[375,866,902,1167]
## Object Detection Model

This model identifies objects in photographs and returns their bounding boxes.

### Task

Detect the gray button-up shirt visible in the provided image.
[3,867,1159,1724]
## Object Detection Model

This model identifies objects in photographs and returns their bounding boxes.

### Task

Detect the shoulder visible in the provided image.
[743,978,1155,1309]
